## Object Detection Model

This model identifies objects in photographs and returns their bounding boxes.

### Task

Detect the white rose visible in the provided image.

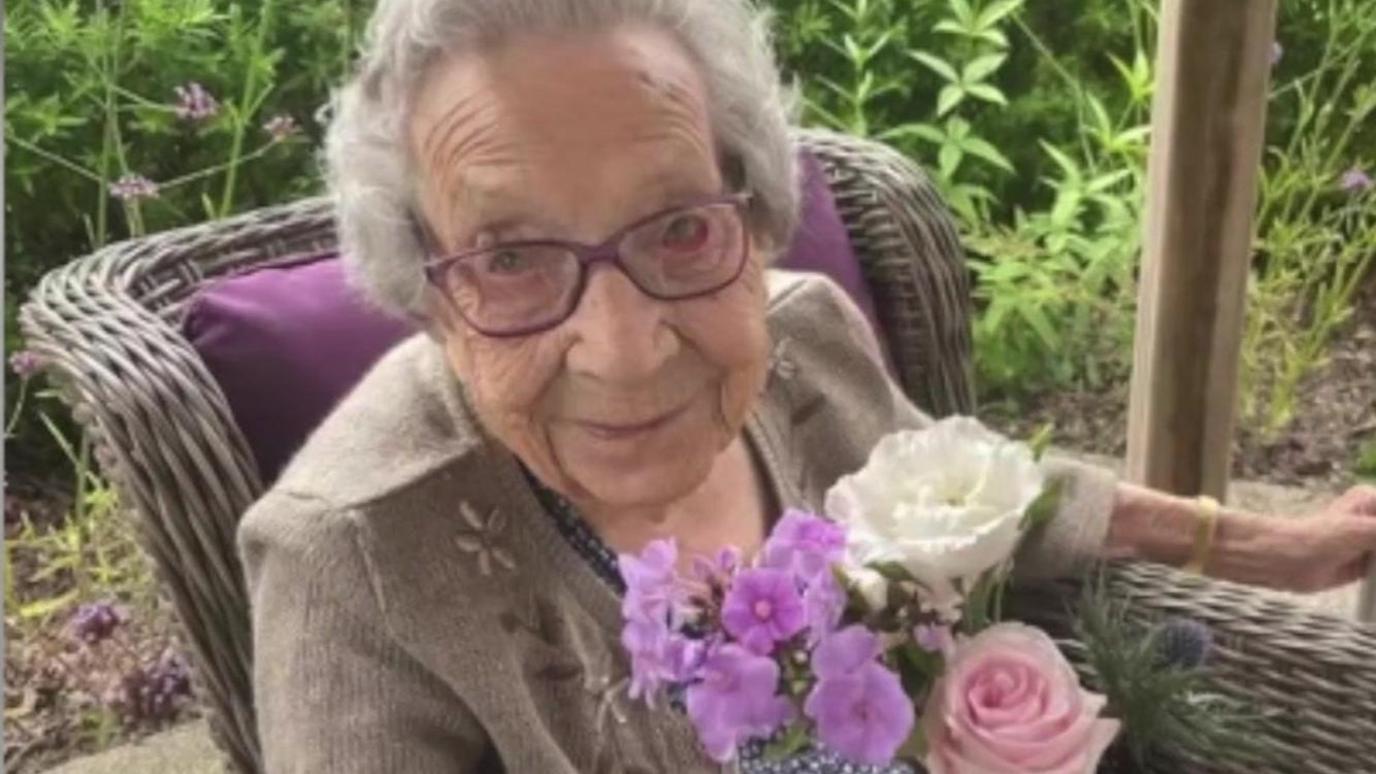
[849,566,890,611]
[825,416,1044,602]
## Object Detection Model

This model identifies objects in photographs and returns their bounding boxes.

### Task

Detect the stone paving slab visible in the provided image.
[42,465,1368,774]
[42,720,222,774]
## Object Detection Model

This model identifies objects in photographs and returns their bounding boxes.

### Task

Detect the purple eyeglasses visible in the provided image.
[423,193,752,337]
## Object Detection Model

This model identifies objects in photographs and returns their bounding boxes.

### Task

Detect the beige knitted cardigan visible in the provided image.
[238,271,1118,773]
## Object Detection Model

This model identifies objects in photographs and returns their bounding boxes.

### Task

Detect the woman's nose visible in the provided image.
[564,263,678,383]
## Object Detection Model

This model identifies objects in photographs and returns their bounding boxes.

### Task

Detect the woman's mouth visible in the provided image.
[577,402,691,441]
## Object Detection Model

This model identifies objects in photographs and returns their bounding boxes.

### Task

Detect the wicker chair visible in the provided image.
[20,128,1376,774]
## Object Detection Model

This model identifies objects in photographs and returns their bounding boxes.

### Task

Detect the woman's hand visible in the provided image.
[1268,485,1376,592]
[1212,484,1376,592]
[1106,482,1376,593]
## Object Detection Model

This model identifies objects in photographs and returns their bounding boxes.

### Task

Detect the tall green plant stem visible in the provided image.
[218,0,279,218]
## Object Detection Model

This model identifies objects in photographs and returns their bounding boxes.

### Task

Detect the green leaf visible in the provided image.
[878,123,947,145]
[976,0,1025,29]
[933,19,968,37]
[975,28,1010,48]
[866,29,896,62]
[1018,303,1060,350]
[909,50,959,83]
[938,143,963,179]
[948,0,975,25]
[1021,477,1065,530]
[963,53,1007,84]
[20,589,79,621]
[964,83,1008,106]
[962,136,1014,173]
[843,34,865,66]
[1039,141,1081,180]
[763,722,811,760]
[896,717,928,761]
[1028,422,1056,461]
[870,561,914,583]
[936,84,965,117]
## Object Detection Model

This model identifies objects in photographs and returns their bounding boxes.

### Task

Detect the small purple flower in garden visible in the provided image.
[618,538,681,624]
[761,509,846,581]
[802,568,846,645]
[263,114,299,143]
[720,567,805,655]
[913,623,955,658]
[112,650,194,723]
[109,174,159,202]
[173,82,219,121]
[685,643,794,763]
[1270,41,1283,67]
[1339,167,1373,194]
[70,601,126,645]
[9,349,45,379]
[805,626,914,766]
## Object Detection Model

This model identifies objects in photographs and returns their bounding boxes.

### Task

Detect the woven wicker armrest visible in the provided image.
[19,198,340,773]
[1010,561,1376,773]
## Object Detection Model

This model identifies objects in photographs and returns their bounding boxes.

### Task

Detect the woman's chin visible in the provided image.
[561,451,715,513]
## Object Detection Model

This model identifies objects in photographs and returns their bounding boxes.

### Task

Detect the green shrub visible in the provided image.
[4,0,371,480]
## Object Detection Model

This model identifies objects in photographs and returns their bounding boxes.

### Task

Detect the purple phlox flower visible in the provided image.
[685,643,794,763]
[1270,41,1283,67]
[9,349,45,379]
[805,625,914,766]
[913,623,955,658]
[802,569,846,646]
[812,625,883,680]
[618,539,681,625]
[691,545,741,585]
[173,82,219,121]
[721,567,806,655]
[112,649,194,722]
[1339,167,1373,194]
[70,600,126,645]
[804,659,913,766]
[109,173,159,202]
[761,509,846,581]
[622,617,705,705]
[263,114,299,142]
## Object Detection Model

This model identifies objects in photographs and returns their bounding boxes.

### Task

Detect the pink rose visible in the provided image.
[922,623,1120,774]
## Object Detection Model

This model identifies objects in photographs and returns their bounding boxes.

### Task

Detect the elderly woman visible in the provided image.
[238,0,1376,771]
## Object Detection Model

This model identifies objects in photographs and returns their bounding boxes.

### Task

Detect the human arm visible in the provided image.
[826,273,1376,591]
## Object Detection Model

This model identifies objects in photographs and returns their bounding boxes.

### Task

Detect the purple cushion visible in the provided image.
[183,150,883,484]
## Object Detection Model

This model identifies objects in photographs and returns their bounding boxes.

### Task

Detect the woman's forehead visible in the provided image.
[410,25,721,231]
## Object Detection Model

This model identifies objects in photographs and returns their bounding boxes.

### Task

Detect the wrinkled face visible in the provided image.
[409,25,771,513]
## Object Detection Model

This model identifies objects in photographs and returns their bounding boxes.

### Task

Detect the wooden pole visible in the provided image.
[1125,0,1278,498]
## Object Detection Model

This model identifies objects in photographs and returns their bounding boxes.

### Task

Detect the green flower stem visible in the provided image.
[6,136,102,183]
[159,142,278,191]
[218,0,280,219]
[4,378,32,437]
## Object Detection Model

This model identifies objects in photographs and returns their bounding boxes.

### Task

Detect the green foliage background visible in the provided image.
[6,0,1375,482]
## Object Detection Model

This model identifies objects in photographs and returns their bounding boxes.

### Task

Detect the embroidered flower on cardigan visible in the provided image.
[586,671,631,730]
[455,503,517,576]
[768,337,797,382]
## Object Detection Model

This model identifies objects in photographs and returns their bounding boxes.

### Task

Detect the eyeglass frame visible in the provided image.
[420,191,755,338]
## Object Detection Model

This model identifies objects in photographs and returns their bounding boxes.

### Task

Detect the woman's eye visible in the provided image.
[661,214,710,251]
[486,250,531,274]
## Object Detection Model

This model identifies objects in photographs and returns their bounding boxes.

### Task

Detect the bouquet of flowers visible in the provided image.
[617,416,1121,772]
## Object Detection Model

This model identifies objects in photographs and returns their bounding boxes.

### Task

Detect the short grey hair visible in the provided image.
[325,0,800,319]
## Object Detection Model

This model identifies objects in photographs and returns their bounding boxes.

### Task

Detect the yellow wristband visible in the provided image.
[1182,495,1221,574]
